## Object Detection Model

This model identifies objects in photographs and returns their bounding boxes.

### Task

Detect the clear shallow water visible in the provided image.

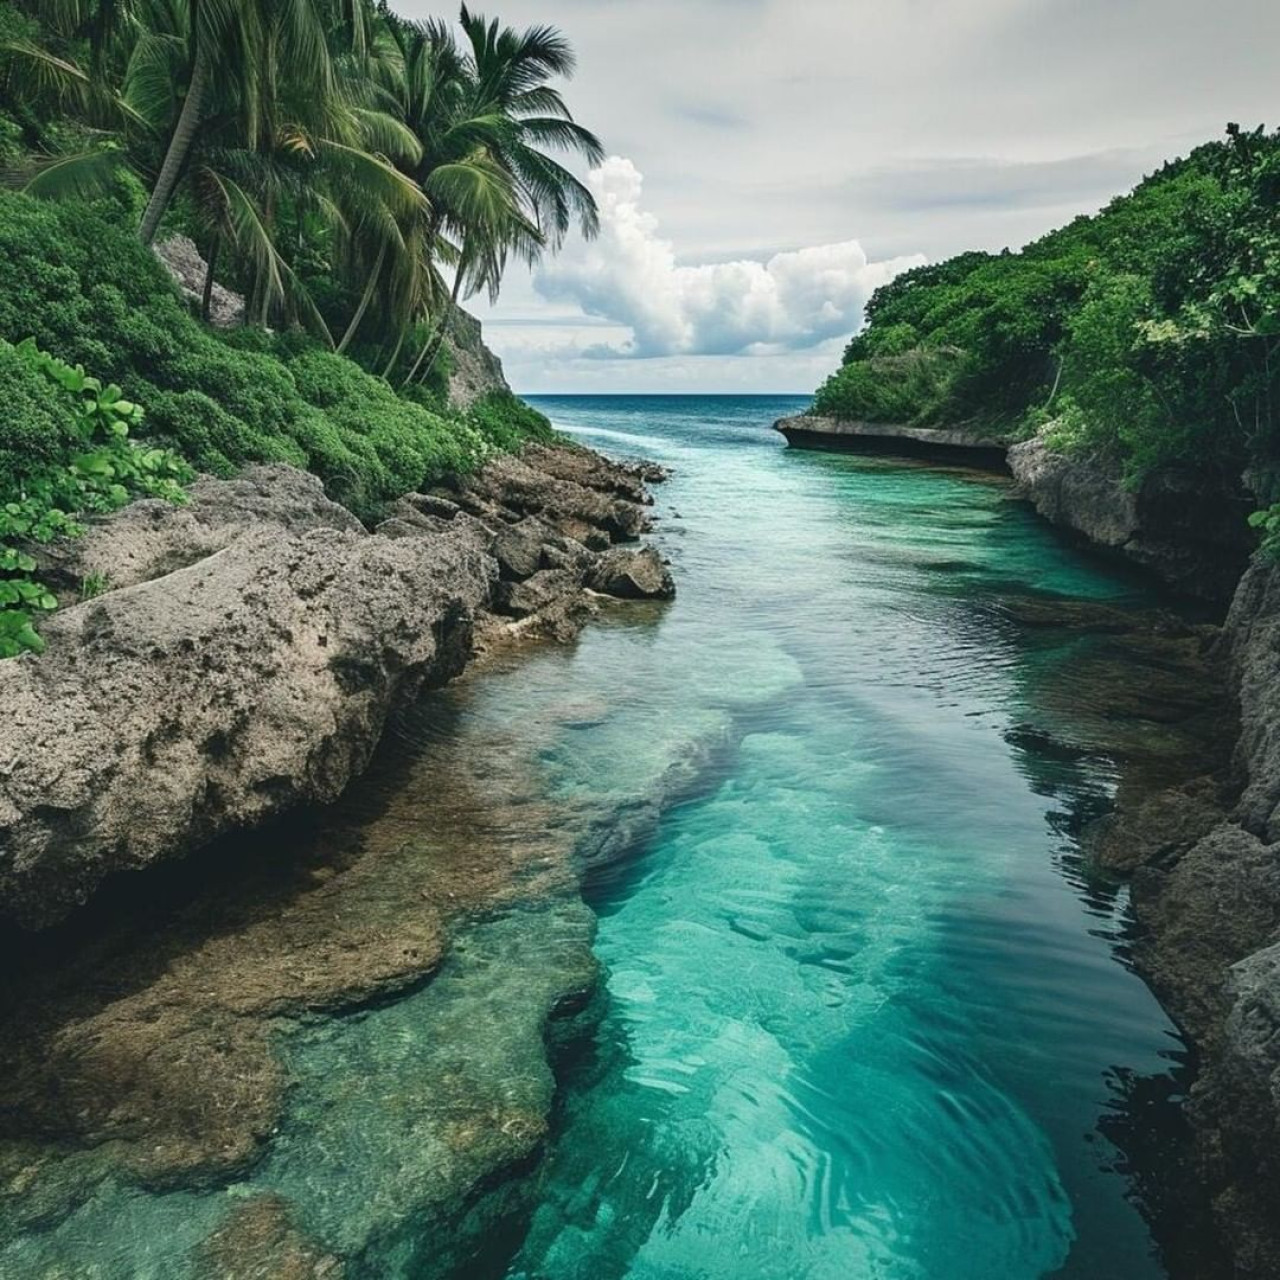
[495,394,1194,1279]
[0,395,1211,1278]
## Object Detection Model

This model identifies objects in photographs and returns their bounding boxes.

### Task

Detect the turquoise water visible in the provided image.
[0,395,1209,1278]
[492,394,1195,1279]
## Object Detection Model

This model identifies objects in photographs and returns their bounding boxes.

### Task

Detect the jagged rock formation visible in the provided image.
[1008,433,1254,604]
[0,446,673,930]
[1067,553,1280,1276]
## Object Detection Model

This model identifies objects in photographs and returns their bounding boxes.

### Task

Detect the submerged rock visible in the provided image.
[194,1195,343,1280]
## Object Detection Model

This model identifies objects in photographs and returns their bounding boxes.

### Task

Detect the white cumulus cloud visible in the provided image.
[533,157,926,359]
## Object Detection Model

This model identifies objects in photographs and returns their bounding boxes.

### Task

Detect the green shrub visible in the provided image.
[0,191,550,522]
[0,339,190,657]
[463,392,557,453]
[814,128,1280,480]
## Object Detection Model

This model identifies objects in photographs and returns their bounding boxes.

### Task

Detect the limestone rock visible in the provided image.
[492,517,552,581]
[0,522,495,927]
[1085,778,1225,875]
[0,444,671,930]
[1133,824,1280,1047]
[495,568,581,619]
[445,450,651,544]
[442,305,510,408]
[154,235,246,328]
[588,546,675,600]
[1222,559,1280,841]
[1009,432,1253,602]
[34,465,364,600]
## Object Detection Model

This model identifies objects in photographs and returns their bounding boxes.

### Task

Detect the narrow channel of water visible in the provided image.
[485,393,1212,1279]
[0,395,1219,1278]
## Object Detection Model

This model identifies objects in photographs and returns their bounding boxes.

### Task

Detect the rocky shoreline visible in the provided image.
[0,442,673,929]
[0,436,686,1273]
[781,414,1280,1275]
[1009,431,1280,1276]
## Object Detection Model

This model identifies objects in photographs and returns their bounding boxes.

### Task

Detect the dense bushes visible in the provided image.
[0,339,189,656]
[0,190,537,518]
[814,128,1280,487]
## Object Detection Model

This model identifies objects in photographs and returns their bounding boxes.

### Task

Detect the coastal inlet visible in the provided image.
[0,396,1228,1279]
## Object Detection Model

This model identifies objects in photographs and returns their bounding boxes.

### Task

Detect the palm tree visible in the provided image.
[396,7,604,387]
[136,0,335,244]
[5,0,606,385]
[457,4,602,247]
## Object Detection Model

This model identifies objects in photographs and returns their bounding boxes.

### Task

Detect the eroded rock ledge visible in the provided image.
[1097,557,1280,1278]
[0,442,673,931]
[774,414,1009,468]
[1008,434,1254,604]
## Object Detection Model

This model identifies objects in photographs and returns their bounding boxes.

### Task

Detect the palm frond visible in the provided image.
[11,147,127,199]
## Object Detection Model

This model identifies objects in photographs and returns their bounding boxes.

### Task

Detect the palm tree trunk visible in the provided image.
[139,41,210,245]
[400,316,441,389]
[416,278,463,384]
[200,234,220,322]
[336,244,387,354]
[402,267,464,389]
[380,325,407,380]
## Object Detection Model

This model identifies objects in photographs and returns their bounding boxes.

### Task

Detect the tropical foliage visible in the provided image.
[0,0,595,655]
[0,337,190,656]
[814,126,1280,490]
[0,0,600,383]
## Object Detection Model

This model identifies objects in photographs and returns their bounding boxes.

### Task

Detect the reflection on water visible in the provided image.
[0,395,1225,1278]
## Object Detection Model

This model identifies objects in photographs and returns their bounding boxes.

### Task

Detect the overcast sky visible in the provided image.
[400,0,1280,394]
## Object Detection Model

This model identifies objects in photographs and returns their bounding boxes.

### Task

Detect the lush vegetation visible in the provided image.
[0,338,190,655]
[0,0,595,654]
[0,0,600,380]
[814,127,1280,491]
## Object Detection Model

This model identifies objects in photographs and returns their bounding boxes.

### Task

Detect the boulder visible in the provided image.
[495,568,582,619]
[492,517,552,581]
[1222,559,1280,841]
[154,235,246,329]
[0,521,494,928]
[588,546,675,600]
[446,450,651,545]
[34,465,364,600]
[1133,824,1280,1047]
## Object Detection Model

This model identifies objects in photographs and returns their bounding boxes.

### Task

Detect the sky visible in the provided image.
[400,0,1280,394]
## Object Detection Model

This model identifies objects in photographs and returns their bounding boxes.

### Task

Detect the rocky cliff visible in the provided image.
[1114,558,1280,1277]
[0,444,672,930]
[1008,434,1254,604]
[1003,426,1280,1274]
[442,303,511,407]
